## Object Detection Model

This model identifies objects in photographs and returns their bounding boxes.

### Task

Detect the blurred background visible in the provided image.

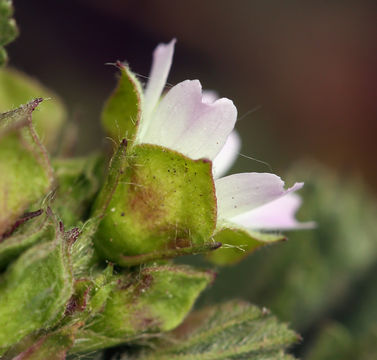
[7,0,377,358]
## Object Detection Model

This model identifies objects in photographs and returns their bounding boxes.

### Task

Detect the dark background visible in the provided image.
[8,0,377,188]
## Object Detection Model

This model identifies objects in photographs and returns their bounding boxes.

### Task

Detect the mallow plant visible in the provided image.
[0,4,311,359]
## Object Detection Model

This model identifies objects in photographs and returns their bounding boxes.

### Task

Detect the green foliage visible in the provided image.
[94,143,218,266]
[0,0,18,66]
[306,323,377,360]
[102,62,142,143]
[139,301,298,360]
[303,248,377,359]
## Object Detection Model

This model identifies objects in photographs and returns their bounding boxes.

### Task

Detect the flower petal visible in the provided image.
[202,90,218,104]
[212,131,241,179]
[215,172,303,220]
[140,79,237,160]
[142,39,176,129]
[231,193,315,230]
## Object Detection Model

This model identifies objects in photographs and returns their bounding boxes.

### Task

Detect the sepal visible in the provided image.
[101,61,143,143]
[206,223,285,266]
[93,143,218,266]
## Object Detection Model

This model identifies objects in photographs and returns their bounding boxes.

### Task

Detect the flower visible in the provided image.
[96,39,312,266]
[134,39,312,233]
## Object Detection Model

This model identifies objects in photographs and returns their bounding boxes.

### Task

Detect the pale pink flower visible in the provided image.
[136,40,313,232]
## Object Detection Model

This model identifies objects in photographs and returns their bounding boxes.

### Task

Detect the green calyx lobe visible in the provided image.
[101,62,142,143]
[206,226,286,266]
[94,143,218,266]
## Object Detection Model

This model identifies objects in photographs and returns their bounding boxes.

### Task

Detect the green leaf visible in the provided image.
[0,99,53,237]
[139,300,298,360]
[206,226,286,266]
[0,217,73,353]
[0,68,67,150]
[94,143,218,266]
[71,265,214,354]
[0,0,18,66]
[102,62,142,143]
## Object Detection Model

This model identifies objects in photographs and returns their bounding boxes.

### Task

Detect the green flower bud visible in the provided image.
[71,265,214,353]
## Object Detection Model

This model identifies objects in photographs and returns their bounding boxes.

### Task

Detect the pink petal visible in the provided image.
[215,172,303,220]
[231,193,315,230]
[142,39,176,125]
[140,79,237,160]
[213,131,241,179]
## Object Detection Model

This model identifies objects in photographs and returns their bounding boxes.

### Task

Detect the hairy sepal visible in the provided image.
[94,143,218,266]
[206,224,286,266]
[101,62,142,144]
